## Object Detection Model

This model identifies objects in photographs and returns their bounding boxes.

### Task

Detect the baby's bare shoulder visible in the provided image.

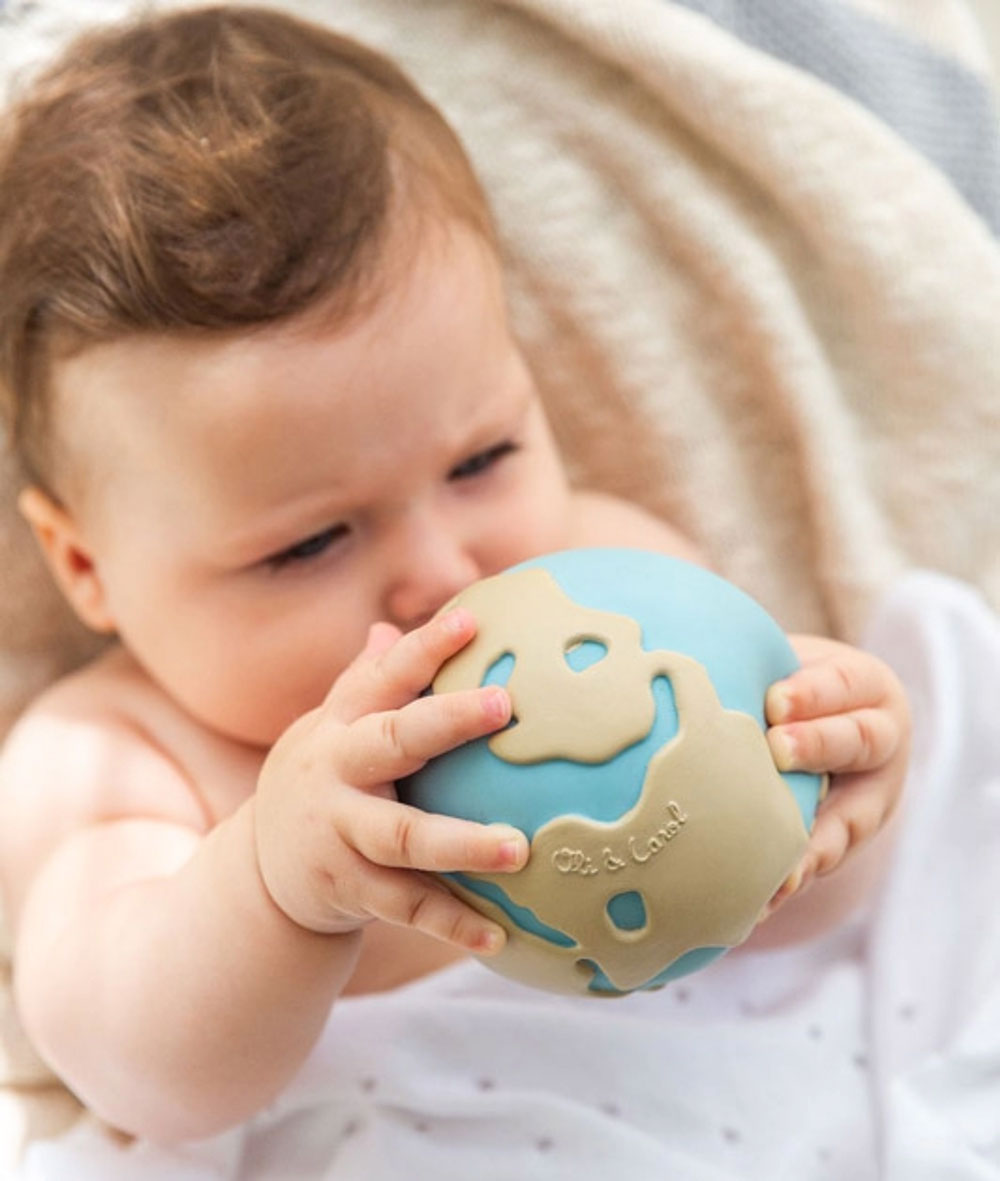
[13,643,163,720]
[0,647,255,918]
[2,646,206,810]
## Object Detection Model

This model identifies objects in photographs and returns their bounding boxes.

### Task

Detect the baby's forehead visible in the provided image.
[2,5,499,497]
[49,217,505,455]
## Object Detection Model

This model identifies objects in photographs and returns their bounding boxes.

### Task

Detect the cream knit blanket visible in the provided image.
[1,0,998,1167]
[1,0,998,738]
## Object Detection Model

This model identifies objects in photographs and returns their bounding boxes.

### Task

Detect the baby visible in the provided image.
[0,5,909,1145]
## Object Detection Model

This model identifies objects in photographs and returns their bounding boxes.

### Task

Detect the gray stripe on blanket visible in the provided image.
[673,0,1000,234]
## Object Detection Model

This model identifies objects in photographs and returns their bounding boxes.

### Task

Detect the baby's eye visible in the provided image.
[448,440,519,481]
[266,523,349,571]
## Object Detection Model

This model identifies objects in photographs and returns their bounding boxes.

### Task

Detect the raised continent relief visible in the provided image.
[436,569,810,995]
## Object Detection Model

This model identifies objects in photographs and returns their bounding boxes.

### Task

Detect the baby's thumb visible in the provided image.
[363,620,403,659]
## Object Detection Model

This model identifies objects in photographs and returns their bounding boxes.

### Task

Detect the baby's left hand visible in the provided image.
[764,635,910,908]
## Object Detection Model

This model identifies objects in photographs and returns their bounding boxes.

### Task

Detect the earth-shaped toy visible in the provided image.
[401,549,824,997]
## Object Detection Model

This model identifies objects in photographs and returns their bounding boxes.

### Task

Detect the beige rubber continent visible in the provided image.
[433,568,811,995]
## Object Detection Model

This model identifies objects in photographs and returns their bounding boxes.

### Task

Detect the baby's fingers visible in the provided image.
[768,708,899,774]
[361,867,509,955]
[802,771,892,878]
[762,770,893,916]
[337,685,511,786]
[339,793,528,876]
[767,644,891,723]
[328,609,477,721]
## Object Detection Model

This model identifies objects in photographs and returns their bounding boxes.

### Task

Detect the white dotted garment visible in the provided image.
[20,573,1000,1180]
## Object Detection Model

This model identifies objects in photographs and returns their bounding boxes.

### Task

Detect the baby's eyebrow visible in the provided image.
[456,384,533,441]
[208,494,354,568]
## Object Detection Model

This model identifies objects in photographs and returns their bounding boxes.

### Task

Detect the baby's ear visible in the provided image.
[18,487,116,634]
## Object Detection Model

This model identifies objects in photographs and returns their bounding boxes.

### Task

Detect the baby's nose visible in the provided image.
[383,521,481,630]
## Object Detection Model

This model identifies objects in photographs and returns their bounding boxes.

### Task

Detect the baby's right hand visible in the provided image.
[253,609,526,954]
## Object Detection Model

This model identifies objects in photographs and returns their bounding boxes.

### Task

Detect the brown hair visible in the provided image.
[0,5,495,487]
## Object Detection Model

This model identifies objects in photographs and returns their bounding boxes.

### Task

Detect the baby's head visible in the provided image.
[0,6,572,744]
[0,3,494,491]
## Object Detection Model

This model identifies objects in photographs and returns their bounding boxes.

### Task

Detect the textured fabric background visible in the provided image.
[674,0,1000,230]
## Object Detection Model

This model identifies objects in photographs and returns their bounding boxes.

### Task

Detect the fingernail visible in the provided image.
[768,729,798,771]
[767,683,793,723]
[482,686,511,726]
[474,926,507,956]
[783,863,806,895]
[492,825,528,869]
[441,607,473,635]
[499,840,524,869]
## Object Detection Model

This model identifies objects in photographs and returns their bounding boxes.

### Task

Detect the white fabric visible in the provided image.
[14,572,1000,1180]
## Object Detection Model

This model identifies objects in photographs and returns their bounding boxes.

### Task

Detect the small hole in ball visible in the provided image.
[606,890,648,932]
[563,637,608,672]
[481,651,515,688]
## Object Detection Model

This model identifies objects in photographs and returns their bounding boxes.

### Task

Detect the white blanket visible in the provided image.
[14,572,1000,1180]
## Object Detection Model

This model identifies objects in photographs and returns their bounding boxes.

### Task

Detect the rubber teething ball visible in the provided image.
[401,549,824,996]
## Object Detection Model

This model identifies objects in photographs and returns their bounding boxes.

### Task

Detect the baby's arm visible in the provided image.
[567,489,704,563]
[0,610,524,1143]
